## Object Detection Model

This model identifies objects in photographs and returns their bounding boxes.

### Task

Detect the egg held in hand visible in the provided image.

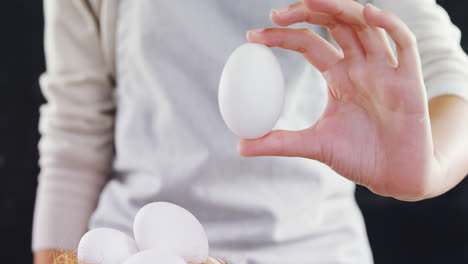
[133,202,209,264]
[219,43,285,139]
[77,227,139,264]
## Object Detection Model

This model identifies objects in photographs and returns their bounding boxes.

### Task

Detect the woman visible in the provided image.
[34,0,468,263]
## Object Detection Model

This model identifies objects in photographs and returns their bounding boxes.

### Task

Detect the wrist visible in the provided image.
[390,155,443,202]
[423,151,450,199]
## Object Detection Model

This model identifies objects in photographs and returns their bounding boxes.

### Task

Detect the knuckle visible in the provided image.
[289,1,302,9]
[383,10,397,21]
[406,32,417,46]
[294,46,308,54]
[333,5,345,17]
[262,27,276,34]
[324,20,337,30]
[399,30,417,48]
[386,12,417,47]
[271,132,286,154]
[298,27,312,35]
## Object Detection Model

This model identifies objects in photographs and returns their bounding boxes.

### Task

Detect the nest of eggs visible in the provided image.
[53,251,229,264]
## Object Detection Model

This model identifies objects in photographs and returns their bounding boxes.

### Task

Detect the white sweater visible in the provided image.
[33,0,468,259]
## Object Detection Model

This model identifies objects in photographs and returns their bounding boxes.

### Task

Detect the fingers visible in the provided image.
[363,4,420,72]
[257,1,417,72]
[270,2,338,28]
[271,2,365,60]
[238,129,320,159]
[303,0,367,29]
[247,28,342,72]
[272,0,396,64]
[303,0,395,61]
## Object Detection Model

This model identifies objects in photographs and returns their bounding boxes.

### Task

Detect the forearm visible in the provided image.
[428,95,468,198]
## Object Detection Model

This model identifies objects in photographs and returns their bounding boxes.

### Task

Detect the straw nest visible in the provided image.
[52,251,229,264]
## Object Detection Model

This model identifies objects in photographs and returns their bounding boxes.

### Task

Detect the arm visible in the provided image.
[428,95,468,197]
[33,0,115,262]
[238,0,468,201]
[375,0,468,198]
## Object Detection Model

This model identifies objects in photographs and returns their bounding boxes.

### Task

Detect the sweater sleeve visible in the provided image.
[32,0,115,251]
[373,0,468,102]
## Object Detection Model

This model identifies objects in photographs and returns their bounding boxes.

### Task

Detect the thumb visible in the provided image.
[237,129,322,159]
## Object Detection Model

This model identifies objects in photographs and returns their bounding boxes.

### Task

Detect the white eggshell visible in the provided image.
[133,202,209,264]
[122,250,187,264]
[219,43,284,139]
[77,228,139,264]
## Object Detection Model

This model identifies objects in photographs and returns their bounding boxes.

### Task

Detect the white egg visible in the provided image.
[219,43,285,139]
[122,250,187,264]
[133,202,209,264]
[77,227,139,264]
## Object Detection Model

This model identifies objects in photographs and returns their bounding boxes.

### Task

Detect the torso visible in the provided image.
[89,1,373,262]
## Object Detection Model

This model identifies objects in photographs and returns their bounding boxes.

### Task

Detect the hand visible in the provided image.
[34,249,70,264]
[238,0,441,201]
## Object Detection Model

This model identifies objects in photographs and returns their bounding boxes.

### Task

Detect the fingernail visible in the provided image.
[366,3,381,12]
[246,29,263,39]
[271,6,289,15]
[248,28,264,34]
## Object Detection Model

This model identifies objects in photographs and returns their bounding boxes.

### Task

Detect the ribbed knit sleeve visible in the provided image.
[374,0,468,102]
[32,0,115,251]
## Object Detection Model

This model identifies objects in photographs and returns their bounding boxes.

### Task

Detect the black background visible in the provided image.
[0,1,466,263]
